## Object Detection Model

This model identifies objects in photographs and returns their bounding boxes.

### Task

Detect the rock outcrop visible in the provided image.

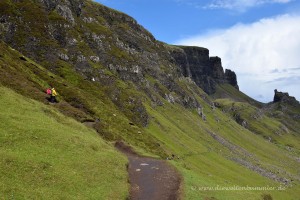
[225,69,239,90]
[0,0,239,95]
[273,89,298,104]
[169,45,239,94]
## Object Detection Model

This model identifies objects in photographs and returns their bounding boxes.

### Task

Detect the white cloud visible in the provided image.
[204,0,292,12]
[176,14,300,102]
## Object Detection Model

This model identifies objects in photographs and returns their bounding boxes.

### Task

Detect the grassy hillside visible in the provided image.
[145,94,300,199]
[0,41,166,157]
[0,86,129,199]
[214,98,300,152]
[1,1,300,198]
[212,84,263,107]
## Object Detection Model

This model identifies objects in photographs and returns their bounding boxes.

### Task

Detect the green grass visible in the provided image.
[212,84,263,107]
[214,98,300,152]
[144,95,300,200]
[0,86,129,199]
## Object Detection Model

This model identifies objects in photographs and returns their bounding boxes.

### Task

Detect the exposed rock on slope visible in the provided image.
[273,89,298,104]
[0,0,239,106]
[170,45,239,94]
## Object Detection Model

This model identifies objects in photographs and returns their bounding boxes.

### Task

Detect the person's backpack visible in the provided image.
[46,88,52,95]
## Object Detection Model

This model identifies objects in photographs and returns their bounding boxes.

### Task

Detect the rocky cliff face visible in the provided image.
[273,89,298,104]
[0,0,239,124]
[169,45,239,94]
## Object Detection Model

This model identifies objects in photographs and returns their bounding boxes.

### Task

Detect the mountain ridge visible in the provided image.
[0,0,241,101]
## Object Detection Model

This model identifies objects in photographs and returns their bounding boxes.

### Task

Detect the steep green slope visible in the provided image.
[0,86,128,199]
[214,98,300,153]
[212,83,263,107]
[0,41,166,157]
[145,86,300,200]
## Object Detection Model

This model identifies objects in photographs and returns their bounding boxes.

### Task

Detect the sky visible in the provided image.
[94,0,300,103]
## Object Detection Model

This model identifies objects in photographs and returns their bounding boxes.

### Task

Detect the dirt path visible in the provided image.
[115,141,182,200]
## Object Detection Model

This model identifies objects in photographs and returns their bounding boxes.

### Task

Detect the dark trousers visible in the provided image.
[50,95,56,103]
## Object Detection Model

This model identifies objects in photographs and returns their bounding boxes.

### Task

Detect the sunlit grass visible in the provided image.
[145,97,300,200]
[0,86,129,199]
